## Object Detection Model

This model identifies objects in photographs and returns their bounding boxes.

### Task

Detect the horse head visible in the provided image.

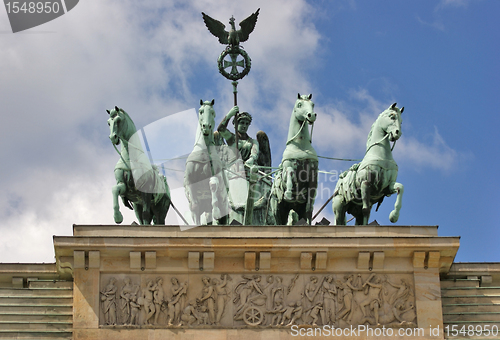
[382,103,404,142]
[294,93,316,125]
[107,106,136,145]
[198,99,216,139]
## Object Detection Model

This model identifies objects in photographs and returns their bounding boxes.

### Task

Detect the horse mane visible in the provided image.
[365,108,394,149]
[117,108,138,138]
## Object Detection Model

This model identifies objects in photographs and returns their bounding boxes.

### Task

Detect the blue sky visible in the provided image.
[0,0,498,263]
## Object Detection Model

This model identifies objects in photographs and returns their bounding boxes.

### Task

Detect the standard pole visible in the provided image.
[232,80,239,158]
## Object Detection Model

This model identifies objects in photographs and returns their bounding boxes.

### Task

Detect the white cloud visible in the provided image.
[416,15,445,31]
[310,89,460,173]
[394,126,459,172]
[437,0,470,10]
[0,1,465,263]
[0,0,323,262]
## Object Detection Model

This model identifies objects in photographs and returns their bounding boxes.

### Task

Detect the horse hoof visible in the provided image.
[389,210,399,223]
[114,211,123,224]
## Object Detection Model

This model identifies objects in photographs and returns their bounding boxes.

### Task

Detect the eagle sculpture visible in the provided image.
[202,9,260,48]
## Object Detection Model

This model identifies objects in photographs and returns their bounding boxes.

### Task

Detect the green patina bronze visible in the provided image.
[184,100,229,225]
[269,94,318,225]
[107,106,171,225]
[332,103,404,225]
[202,9,259,81]
[217,106,272,225]
[105,9,409,227]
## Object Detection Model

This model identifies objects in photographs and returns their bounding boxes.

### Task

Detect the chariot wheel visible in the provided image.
[243,306,263,326]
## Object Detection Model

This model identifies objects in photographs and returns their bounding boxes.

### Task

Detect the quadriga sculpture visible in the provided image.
[184,99,229,225]
[332,103,404,225]
[107,106,171,224]
[270,94,318,225]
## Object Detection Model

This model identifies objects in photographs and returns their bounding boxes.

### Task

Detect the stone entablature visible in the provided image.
[53,225,459,339]
[99,273,417,328]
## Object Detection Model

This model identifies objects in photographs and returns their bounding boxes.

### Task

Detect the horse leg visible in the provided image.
[389,182,404,223]
[133,203,144,224]
[142,193,152,225]
[360,180,371,225]
[154,196,169,225]
[209,176,220,224]
[283,161,295,201]
[332,195,346,225]
[112,169,126,224]
[305,162,318,224]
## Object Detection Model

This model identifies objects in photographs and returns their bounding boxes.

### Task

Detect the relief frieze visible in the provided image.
[100,273,416,329]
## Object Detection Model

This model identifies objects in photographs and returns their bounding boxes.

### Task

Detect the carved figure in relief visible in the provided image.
[101,277,118,325]
[234,275,264,315]
[305,301,323,326]
[322,275,337,325]
[143,279,156,325]
[181,302,200,326]
[387,278,412,305]
[165,300,175,326]
[170,277,187,325]
[304,276,323,310]
[358,274,385,325]
[212,274,229,324]
[198,305,210,325]
[153,277,165,325]
[199,276,216,324]
[129,294,140,325]
[336,275,361,324]
[271,276,285,308]
[279,302,296,326]
[392,300,415,324]
[119,278,134,325]
[165,283,186,327]
[288,300,304,326]
[266,302,284,326]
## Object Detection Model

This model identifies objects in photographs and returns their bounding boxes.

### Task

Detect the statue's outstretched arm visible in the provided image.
[217,106,239,142]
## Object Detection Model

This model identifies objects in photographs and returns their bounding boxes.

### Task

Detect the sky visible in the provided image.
[0,0,498,264]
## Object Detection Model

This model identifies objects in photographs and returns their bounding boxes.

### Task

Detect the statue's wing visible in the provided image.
[256,130,271,170]
[202,12,228,44]
[237,8,260,43]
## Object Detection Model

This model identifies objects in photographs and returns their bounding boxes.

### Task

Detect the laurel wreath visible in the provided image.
[217,47,252,81]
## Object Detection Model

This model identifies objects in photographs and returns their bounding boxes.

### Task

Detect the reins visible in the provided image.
[286,118,315,145]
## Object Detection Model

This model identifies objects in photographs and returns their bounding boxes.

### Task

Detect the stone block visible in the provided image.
[413,251,425,268]
[357,251,370,270]
[300,252,312,269]
[481,275,493,285]
[12,277,23,288]
[260,252,271,270]
[203,252,215,271]
[315,252,327,270]
[373,251,384,269]
[244,252,256,270]
[130,251,141,269]
[88,251,100,269]
[145,251,156,269]
[428,251,440,268]
[188,252,200,269]
[74,250,85,269]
